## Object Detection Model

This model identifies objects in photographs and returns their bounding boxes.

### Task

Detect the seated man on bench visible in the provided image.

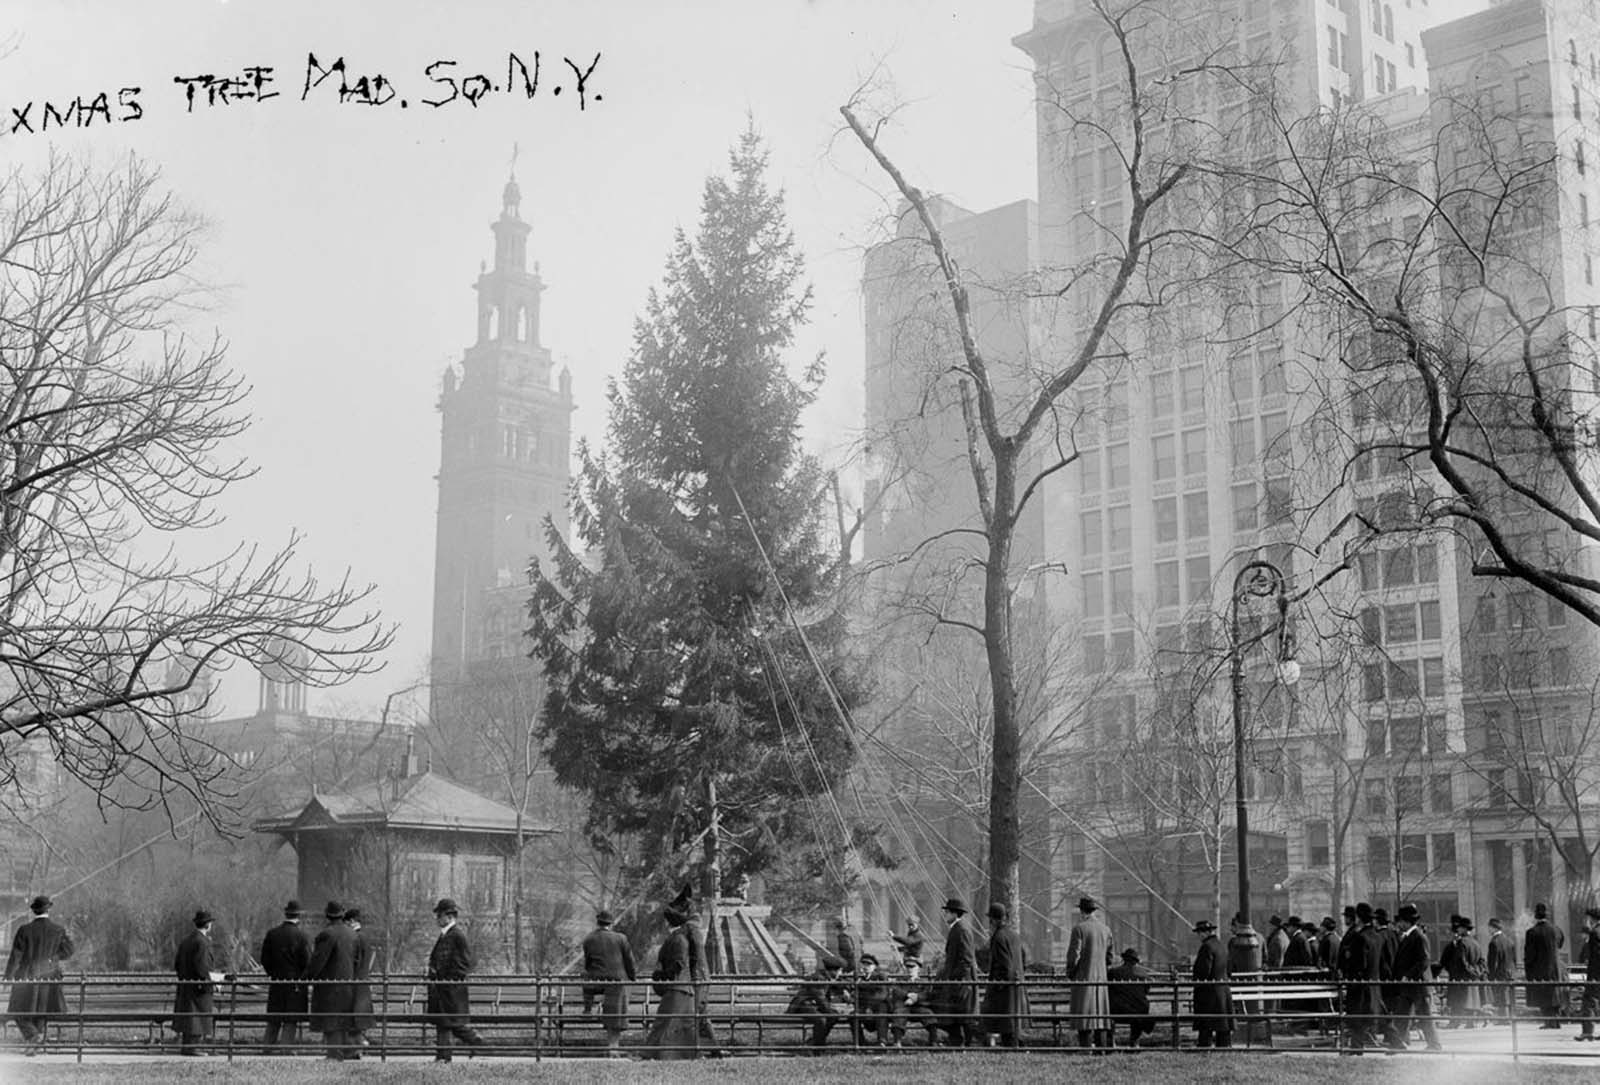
[853,954,895,1047]
[787,955,850,1053]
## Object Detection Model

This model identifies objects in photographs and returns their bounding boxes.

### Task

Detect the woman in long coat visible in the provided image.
[172,911,219,1056]
[1065,897,1113,1048]
[1439,920,1485,1026]
[345,908,376,1044]
[642,908,699,1059]
[1191,919,1233,1048]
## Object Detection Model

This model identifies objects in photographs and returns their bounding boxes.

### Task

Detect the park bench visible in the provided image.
[1228,970,1339,1046]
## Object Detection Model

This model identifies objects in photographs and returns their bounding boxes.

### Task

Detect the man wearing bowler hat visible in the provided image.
[260,899,311,1050]
[1191,919,1233,1048]
[1108,948,1153,1048]
[1384,903,1441,1051]
[581,908,636,1056]
[4,894,74,1053]
[935,897,979,1046]
[982,902,1028,1047]
[172,910,220,1056]
[1066,896,1112,1050]
[427,898,484,1061]
[305,900,357,1060]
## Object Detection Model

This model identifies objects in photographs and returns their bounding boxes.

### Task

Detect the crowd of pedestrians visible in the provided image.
[9,886,1600,1058]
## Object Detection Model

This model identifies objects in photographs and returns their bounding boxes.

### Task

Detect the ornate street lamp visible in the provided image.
[1229,559,1299,968]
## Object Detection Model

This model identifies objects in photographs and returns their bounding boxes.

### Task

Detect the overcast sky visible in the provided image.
[0,0,1040,718]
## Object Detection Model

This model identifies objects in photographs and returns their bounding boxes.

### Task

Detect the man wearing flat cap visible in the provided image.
[427,898,484,1060]
[1065,896,1112,1050]
[581,908,636,1056]
[260,899,311,1050]
[172,910,220,1056]
[1578,907,1600,1040]
[981,902,1028,1048]
[1191,919,1232,1048]
[1108,948,1153,1048]
[4,894,74,1053]
[786,953,850,1052]
[306,900,357,1060]
[935,897,980,1046]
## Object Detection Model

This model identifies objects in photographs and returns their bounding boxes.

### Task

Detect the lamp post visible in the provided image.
[1229,559,1299,968]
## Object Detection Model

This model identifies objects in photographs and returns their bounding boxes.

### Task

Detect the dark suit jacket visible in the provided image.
[350,928,374,1031]
[1525,921,1564,982]
[306,920,357,1033]
[5,917,74,1017]
[261,920,311,1015]
[1319,929,1342,971]
[1390,926,1432,1004]
[1107,961,1150,1018]
[1192,935,1232,1027]
[426,924,475,1025]
[583,927,637,982]
[937,914,979,1020]
[172,930,216,1036]
[1486,931,1514,979]
[1284,930,1315,968]
[1377,925,1400,982]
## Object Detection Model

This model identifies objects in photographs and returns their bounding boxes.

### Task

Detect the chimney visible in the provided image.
[392,731,421,800]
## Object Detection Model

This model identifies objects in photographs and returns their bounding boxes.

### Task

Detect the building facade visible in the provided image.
[1006,0,1600,961]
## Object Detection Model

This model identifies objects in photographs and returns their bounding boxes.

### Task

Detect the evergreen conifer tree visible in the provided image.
[529,127,865,916]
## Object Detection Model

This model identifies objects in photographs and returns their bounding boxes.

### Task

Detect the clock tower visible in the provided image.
[430,173,573,693]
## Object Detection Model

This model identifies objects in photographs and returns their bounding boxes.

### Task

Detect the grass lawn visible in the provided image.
[4,1053,1600,1084]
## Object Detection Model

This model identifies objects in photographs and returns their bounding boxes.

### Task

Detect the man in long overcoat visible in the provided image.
[981,903,1028,1047]
[1108,948,1154,1048]
[1439,917,1485,1027]
[581,908,636,1055]
[1577,907,1600,1041]
[1525,901,1567,1028]
[344,908,374,1052]
[831,918,860,973]
[1065,895,1113,1049]
[1383,904,1441,1051]
[426,897,484,1060]
[4,894,74,1051]
[642,905,699,1059]
[172,910,219,1056]
[259,899,311,1049]
[305,900,357,1060]
[1191,919,1232,1048]
[1486,917,1515,1018]
[935,897,979,1046]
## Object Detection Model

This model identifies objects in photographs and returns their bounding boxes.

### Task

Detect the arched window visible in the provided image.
[489,305,501,340]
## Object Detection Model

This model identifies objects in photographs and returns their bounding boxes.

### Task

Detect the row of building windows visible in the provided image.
[1081,481,1292,567]
[1478,646,1574,690]
[1361,654,1446,702]
[1367,832,1457,882]
[1079,409,1292,493]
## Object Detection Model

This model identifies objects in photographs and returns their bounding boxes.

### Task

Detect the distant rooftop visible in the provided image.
[254,769,551,838]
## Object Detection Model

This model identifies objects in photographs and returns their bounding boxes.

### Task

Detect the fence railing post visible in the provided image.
[378,971,389,1062]
[75,973,87,1063]
[534,973,543,1063]
[1509,979,1519,1064]
[1171,971,1181,1050]
[225,973,237,1062]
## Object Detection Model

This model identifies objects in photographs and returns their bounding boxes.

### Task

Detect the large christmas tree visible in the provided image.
[528,127,866,917]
